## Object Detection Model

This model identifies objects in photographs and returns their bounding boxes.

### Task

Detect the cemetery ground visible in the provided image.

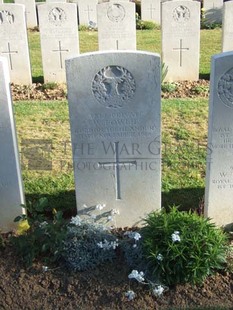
[1,28,233,309]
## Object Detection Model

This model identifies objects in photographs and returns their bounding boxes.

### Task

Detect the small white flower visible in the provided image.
[42,266,49,272]
[133,232,141,241]
[111,209,120,215]
[153,285,164,297]
[107,215,113,221]
[128,270,145,283]
[125,290,136,301]
[171,231,181,242]
[70,215,82,226]
[133,244,137,248]
[39,221,48,228]
[124,231,141,241]
[96,204,106,210]
[125,290,135,301]
[156,253,163,261]
[97,239,118,250]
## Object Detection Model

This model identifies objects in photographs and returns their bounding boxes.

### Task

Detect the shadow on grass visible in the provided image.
[32,76,44,84]
[199,73,210,80]
[25,190,77,218]
[162,187,205,213]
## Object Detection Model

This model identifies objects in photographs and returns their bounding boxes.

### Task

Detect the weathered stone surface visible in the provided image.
[14,0,38,28]
[0,4,32,85]
[222,1,233,52]
[97,0,136,50]
[66,51,161,227]
[205,51,233,227]
[38,3,79,83]
[161,0,200,81]
[0,57,25,233]
[141,0,161,24]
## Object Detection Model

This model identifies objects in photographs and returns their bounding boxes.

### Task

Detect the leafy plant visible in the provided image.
[161,62,168,83]
[141,207,228,285]
[41,82,58,91]
[11,198,68,267]
[62,216,118,271]
[161,82,177,93]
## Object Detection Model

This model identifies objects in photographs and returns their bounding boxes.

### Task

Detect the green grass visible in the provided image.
[12,29,222,213]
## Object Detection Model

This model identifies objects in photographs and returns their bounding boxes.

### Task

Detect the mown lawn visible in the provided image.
[13,28,222,213]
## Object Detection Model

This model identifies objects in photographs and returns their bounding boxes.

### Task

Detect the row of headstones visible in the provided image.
[1,49,233,232]
[1,0,233,85]
[0,0,225,28]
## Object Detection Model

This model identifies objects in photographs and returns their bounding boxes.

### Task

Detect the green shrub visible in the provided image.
[11,198,68,266]
[161,82,177,93]
[141,207,228,286]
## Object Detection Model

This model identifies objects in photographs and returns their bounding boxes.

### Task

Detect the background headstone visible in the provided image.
[47,0,67,2]
[222,1,233,52]
[203,0,223,24]
[38,3,79,83]
[0,57,25,233]
[0,4,32,85]
[97,0,136,50]
[205,51,233,227]
[161,0,200,81]
[76,0,98,26]
[66,51,161,227]
[141,0,161,24]
[14,0,38,28]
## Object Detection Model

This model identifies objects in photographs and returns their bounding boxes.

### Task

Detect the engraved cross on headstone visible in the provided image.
[85,5,93,22]
[52,40,69,69]
[147,4,156,19]
[98,141,137,200]
[173,39,189,67]
[2,42,18,70]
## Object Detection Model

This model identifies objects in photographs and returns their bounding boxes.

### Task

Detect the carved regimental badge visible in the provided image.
[173,6,190,22]
[0,11,14,24]
[48,7,66,26]
[107,4,125,22]
[218,69,233,108]
[92,66,136,108]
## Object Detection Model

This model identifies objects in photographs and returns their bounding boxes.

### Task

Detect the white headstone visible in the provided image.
[205,51,233,227]
[66,51,161,227]
[0,4,32,85]
[0,57,25,233]
[38,3,80,83]
[222,1,233,52]
[14,0,38,28]
[161,0,200,81]
[76,0,98,26]
[203,0,223,24]
[97,0,136,50]
[141,0,161,24]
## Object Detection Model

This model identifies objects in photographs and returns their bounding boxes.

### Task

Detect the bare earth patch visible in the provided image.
[0,237,232,310]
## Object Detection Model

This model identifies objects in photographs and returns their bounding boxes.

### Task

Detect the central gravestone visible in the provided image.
[205,51,233,227]
[66,51,161,227]
[0,57,25,232]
